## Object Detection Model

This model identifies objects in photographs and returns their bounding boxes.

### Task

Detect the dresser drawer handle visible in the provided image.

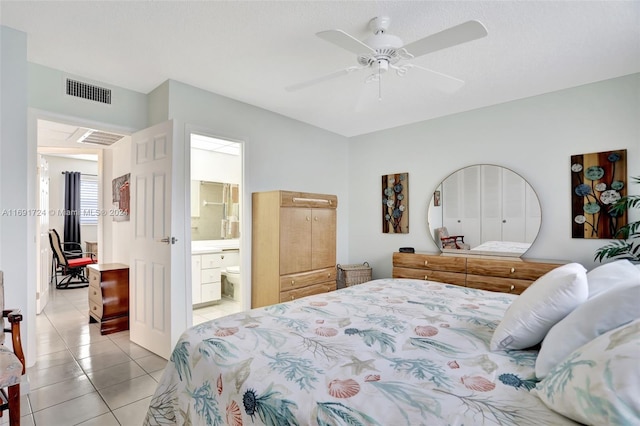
[93,290,98,296]
[327,273,331,277]
[424,275,428,281]
[424,260,428,266]
[290,280,295,286]
[510,267,516,274]
[290,295,295,300]
[92,306,97,311]
[510,284,515,292]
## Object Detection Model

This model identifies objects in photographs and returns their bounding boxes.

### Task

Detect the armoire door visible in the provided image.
[280,207,312,274]
[311,208,336,270]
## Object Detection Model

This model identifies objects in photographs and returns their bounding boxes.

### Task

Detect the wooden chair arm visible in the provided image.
[3,309,25,374]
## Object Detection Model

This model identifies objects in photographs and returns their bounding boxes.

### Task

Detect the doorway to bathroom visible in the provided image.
[189,133,244,325]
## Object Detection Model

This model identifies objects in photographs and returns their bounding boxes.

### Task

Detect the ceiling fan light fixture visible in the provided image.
[286,16,487,95]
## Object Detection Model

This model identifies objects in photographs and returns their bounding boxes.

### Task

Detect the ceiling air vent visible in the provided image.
[65,79,112,105]
[70,128,125,146]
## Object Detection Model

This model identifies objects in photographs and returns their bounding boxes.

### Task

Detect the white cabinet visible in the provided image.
[191,252,222,304]
[481,166,539,244]
[442,165,481,247]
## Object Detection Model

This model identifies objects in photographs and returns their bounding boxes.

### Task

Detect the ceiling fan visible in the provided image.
[285,16,488,96]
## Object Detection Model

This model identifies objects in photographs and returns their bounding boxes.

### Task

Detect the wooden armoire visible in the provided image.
[251,190,337,308]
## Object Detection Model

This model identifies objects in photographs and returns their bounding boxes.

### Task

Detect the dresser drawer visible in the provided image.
[88,268,100,287]
[88,285,102,305]
[466,274,532,294]
[89,300,103,319]
[280,267,335,292]
[466,258,559,281]
[393,267,467,286]
[393,252,466,273]
[279,281,335,302]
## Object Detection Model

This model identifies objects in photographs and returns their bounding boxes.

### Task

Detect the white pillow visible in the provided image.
[490,263,588,351]
[587,259,640,299]
[533,318,640,425]
[536,282,640,378]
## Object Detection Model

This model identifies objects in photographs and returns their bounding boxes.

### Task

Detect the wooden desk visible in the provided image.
[87,263,129,335]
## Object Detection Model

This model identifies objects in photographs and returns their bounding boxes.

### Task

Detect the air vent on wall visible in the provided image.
[65,78,112,104]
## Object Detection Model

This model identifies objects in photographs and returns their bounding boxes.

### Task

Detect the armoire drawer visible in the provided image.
[392,252,466,273]
[279,191,338,208]
[280,267,335,292]
[279,281,336,302]
[393,267,467,286]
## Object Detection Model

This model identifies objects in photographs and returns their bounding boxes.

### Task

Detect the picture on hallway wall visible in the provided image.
[382,172,409,234]
[112,173,130,222]
[571,149,627,239]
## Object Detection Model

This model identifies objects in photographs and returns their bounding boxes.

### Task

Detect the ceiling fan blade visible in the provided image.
[402,20,488,58]
[403,64,465,93]
[285,66,364,92]
[316,29,376,55]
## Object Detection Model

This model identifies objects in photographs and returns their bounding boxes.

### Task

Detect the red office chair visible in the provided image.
[48,229,96,289]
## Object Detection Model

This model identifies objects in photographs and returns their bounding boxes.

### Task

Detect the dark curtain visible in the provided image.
[63,171,82,253]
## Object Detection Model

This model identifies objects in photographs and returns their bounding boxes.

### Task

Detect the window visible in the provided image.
[80,174,98,225]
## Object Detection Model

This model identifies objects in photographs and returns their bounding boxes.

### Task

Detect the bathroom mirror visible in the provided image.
[427,164,541,257]
[191,180,240,241]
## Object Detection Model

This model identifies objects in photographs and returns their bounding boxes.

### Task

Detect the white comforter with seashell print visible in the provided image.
[144,278,579,426]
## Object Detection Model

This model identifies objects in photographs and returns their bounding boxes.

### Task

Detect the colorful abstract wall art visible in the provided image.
[382,173,409,233]
[571,149,627,239]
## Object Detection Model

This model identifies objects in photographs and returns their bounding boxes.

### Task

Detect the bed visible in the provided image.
[144,277,601,425]
[468,241,532,257]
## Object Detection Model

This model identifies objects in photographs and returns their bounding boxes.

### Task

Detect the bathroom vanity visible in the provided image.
[191,240,239,305]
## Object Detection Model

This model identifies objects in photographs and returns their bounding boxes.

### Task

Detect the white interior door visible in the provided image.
[130,120,178,359]
[36,155,50,313]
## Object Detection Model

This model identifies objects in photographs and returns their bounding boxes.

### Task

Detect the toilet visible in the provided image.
[222,266,240,300]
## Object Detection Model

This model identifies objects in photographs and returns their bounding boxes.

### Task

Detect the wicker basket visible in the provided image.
[337,262,372,288]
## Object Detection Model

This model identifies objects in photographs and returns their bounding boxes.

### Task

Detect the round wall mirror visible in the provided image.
[427,164,541,257]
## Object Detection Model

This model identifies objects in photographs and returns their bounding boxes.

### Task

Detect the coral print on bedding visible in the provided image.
[145,279,578,425]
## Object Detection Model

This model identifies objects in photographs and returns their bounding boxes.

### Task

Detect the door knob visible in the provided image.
[160,237,178,244]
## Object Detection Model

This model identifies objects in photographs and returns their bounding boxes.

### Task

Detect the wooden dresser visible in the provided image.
[392,252,564,294]
[87,263,129,334]
[252,190,337,308]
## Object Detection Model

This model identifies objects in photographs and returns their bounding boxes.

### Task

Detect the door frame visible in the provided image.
[26,108,134,364]
[183,123,249,320]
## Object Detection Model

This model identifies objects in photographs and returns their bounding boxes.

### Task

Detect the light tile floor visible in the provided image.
[7,286,242,425]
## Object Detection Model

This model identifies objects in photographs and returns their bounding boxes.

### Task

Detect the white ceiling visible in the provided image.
[2,1,639,137]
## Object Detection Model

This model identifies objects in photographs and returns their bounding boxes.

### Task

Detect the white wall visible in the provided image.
[191,148,241,184]
[161,79,351,304]
[42,155,99,244]
[348,73,640,278]
[101,137,132,264]
[0,25,34,362]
